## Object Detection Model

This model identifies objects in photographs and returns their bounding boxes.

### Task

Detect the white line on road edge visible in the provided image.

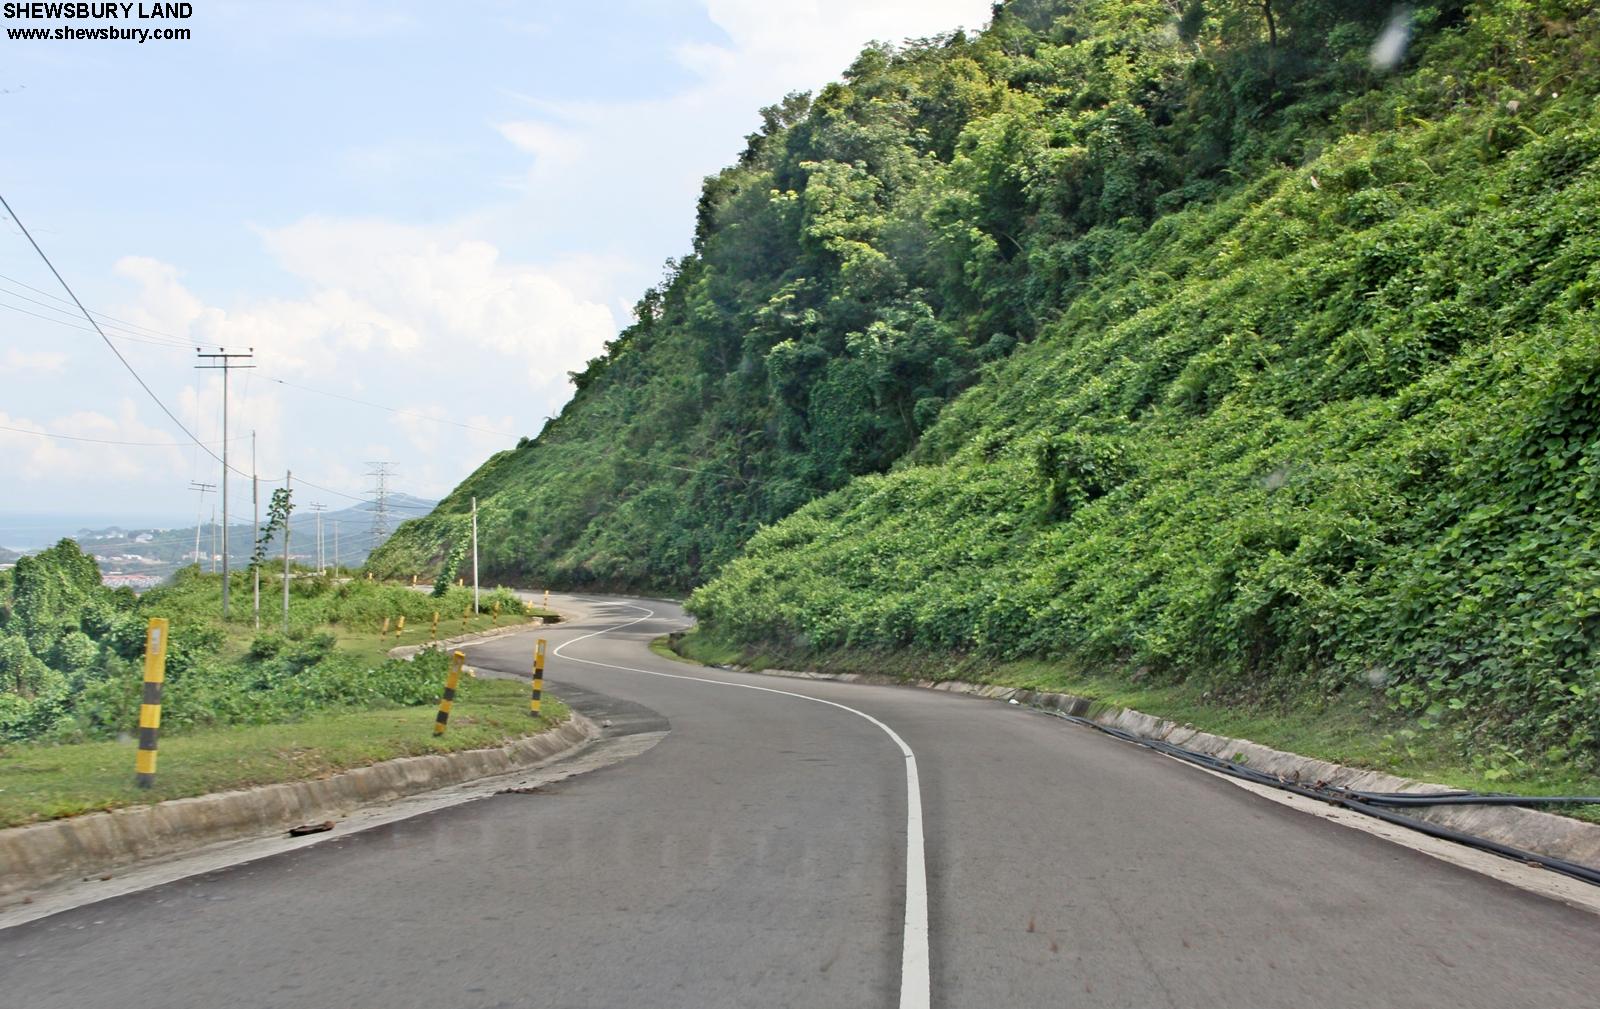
[553,604,931,1009]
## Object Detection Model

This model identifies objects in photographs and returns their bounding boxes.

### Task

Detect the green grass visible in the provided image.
[334,609,557,665]
[0,679,567,828]
[663,629,1600,823]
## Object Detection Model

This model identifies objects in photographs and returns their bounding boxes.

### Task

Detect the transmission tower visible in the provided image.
[367,462,396,547]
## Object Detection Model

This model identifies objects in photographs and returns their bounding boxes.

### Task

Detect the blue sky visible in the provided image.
[0,0,992,530]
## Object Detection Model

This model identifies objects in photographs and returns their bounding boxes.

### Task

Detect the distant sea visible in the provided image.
[0,512,190,551]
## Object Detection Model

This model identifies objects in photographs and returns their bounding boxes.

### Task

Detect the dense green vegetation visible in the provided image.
[0,539,531,743]
[379,2,1600,767]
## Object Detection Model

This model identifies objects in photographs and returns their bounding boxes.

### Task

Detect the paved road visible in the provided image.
[2,595,1595,1008]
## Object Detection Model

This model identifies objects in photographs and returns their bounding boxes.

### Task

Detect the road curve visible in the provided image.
[1,594,1595,1008]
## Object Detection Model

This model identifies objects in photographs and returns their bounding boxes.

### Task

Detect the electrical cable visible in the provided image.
[2,194,443,526]
[0,269,193,344]
[1031,704,1600,887]
[1346,790,1600,808]
[0,297,192,350]
[0,422,245,447]
[0,287,192,349]
[265,376,514,436]
[0,192,221,464]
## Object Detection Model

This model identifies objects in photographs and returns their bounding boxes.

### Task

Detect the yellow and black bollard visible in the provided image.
[381,616,391,639]
[135,618,170,788]
[492,601,500,627]
[433,650,466,736]
[530,638,547,718]
[461,609,469,632]
[543,589,550,610]
[431,611,439,641]
[396,615,406,637]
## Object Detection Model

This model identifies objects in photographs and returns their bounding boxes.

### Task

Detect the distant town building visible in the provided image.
[101,572,164,590]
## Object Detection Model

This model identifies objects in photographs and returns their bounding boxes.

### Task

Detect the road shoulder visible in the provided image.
[653,637,1600,917]
[0,712,594,912]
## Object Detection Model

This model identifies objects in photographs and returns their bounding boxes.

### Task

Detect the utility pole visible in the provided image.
[282,470,292,633]
[332,518,339,578]
[471,496,480,614]
[195,347,254,620]
[252,431,260,631]
[210,505,218,573]
[309,503,326,574]
[188,481,214,568]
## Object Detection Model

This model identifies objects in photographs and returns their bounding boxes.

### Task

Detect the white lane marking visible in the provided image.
[553,603,931,1009]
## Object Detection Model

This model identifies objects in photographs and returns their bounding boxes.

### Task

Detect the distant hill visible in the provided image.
[9,492,437,581]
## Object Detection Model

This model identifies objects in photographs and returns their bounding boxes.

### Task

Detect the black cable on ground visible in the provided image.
[1034,706,1600,888]
[1350,791,1600,808]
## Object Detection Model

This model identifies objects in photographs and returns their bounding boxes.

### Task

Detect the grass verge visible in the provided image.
[334,610,557,665]
[660,629,1600,823]
[0,679,567,829]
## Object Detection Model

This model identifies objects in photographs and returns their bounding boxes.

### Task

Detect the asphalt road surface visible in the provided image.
[2,595,1595,1008]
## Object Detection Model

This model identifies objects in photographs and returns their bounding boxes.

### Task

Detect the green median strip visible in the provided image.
[0,680,567,829]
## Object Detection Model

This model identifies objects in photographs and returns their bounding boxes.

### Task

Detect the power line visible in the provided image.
[0,291,193,350]
[289,473,372,506]
[0,191,220,467]
[0,297,194,351]
[0,195,441,530]
[267,376,514,437]
[0,196,372,506]
[0,270,192,344]
[0,422,246,448]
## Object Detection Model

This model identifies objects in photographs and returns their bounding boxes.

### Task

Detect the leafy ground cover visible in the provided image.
[0,541,553,744]
[380,3,1600,776]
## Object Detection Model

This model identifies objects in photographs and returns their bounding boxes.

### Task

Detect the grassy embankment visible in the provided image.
[0,685,568,828]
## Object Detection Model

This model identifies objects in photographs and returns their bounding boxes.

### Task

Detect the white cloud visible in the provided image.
[98,218,618,506]
[0,403,189,483]
[495,120,587,170]
[0,349,68,375]
[117,220,618,389]
[5,0,993,517]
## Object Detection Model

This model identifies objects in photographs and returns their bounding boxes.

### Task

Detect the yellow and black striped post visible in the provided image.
[543,589,550,610]
[135,618,170,788]
[396,615,406,637]
[431,611,439,641]
[433,650,466,736]
[530,638,547,717]
[461,608,469,632]
[492,601,500,627]
[381,616,391,639]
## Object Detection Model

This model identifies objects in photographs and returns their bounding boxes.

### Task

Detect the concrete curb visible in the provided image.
[386,617,560,660]
[729,665,1600,870]
[0,715,594,904]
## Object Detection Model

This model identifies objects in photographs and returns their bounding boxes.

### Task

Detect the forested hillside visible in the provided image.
[376,2,1600,760]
